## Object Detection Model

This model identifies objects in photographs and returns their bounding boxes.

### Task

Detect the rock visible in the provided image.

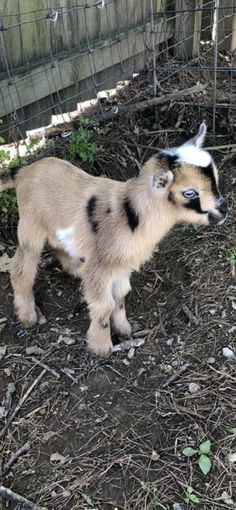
[188,382,201,394]
[222,347,236,361]
[207,357,216,364]
[227,453,236,463]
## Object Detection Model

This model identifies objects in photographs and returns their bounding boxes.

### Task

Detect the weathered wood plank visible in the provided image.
[218,0,236,51]
[0,16,174,118]
[175,0,196,59]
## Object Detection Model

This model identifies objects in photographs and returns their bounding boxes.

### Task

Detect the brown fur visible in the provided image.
[0,129,227,356]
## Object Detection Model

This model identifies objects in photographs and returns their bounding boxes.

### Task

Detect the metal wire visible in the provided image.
[0,1,235,140]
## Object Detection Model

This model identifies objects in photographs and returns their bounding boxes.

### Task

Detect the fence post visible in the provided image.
[175,0,203,59]
[218,0,236,51]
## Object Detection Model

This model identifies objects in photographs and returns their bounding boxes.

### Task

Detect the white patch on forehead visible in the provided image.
[56,226,78,258]
[164,145,212,168]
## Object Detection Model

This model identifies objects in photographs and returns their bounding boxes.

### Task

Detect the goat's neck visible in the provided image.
[126,178,178,245]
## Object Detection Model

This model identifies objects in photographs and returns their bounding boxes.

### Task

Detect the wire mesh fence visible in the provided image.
[0,1,236,142]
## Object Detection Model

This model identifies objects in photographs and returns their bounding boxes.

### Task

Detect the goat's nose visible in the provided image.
[218,197,227,215]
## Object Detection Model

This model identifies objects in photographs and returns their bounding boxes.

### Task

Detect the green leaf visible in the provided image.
[187,486,193,494]
[182,447,198,457]
[199,454,212,475]
[199,440,211,454]
[79,491,93,507]
[190,494,199,503]
[231,427,236,434]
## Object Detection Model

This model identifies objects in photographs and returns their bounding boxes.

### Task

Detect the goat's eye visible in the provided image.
[183,190,198,199]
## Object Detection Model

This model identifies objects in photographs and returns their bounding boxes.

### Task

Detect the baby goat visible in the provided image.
[0,123,227,356]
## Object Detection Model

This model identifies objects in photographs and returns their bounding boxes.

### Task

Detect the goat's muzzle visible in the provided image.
[208,197,228,225]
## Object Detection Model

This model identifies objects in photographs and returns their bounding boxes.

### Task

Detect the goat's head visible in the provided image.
[143,123,227,227]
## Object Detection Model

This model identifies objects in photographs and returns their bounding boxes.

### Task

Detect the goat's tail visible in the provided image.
[0,167,19,191]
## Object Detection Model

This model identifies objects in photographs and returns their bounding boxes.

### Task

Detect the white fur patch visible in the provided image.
[164,145,212,168]
[56,226,78,258]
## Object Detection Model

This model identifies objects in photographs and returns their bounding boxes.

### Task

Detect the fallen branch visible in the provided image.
[162,363,191,387]
[97,82,208,121]
[112,337,145,352]
[0,485,47,510]
[31,357,60,379]
[0,369,46,440]
[28,83,207,139]
[4,441,31,472]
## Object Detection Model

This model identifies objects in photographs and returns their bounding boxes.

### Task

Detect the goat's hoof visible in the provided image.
[112,320,132,337]
[36,306,46,324]
[87,338,113,357]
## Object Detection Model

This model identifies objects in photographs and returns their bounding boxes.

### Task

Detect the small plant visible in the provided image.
[226,246,236,266]
[139,481,167,509]
[180,223,198,233]
[78,490,93,507]
[182,439,212,475]
[0,190,18,223]
[67,118,97,163]
[184,486,199,504]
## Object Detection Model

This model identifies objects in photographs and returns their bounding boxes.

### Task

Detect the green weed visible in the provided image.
[139,481,167,509]
[67,118,97,163]
[182,439,212,475]
[226,246,236,266]
[184,485,199,504]
[0,189,18,223]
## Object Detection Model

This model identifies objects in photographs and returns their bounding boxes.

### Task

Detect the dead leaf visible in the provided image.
[26,345,46,356]
[3,367,11,377]
[58,335,76,345]
[43,431,56,442]
[0,253,13,273]
[50,452,68,464]
[151,450,160,461]
[0,345,7,360]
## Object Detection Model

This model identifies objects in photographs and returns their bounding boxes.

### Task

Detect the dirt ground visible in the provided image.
[0,61,236,510]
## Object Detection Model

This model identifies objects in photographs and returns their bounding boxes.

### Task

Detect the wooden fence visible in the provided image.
[0,0,235,138]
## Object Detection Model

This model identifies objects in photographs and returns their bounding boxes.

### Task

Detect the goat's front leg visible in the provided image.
[111,273,132,337]
[87,299,115,356]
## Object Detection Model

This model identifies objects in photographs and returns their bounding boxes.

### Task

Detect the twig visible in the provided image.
[112,338,145,352]
[162,363,191,387]
[0,383,16,418]
[0,369,46,440]
[31,357,60,379]
[96,83,208,121]
[182,304,200,326]
[0,485,47,510]
[28,83,207,139]
[4,441,31,472]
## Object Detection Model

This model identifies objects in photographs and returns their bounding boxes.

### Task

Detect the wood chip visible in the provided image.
[0,253,13,273]
[0,345,7,360]
[50,452,68,464]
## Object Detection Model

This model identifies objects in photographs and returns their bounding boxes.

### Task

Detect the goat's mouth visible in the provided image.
[208,212,227,226]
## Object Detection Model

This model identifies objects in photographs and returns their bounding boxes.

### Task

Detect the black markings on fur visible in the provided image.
[10,166,21,180]
[199,163,219,196]
[159,152,178,169]
[106,207,111,214]
[168,191,176,205]
[99,317,109,329]
[86,195,99,233]
[124,198,139,232]
[184,197,207,214]
[119,301,124,310]
[80,257,85,263]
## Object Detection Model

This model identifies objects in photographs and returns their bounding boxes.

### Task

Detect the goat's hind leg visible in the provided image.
[11,225,45,327]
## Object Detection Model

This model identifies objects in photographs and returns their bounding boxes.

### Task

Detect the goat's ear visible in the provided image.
[152,168,173,193]
[184,122,207,148]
